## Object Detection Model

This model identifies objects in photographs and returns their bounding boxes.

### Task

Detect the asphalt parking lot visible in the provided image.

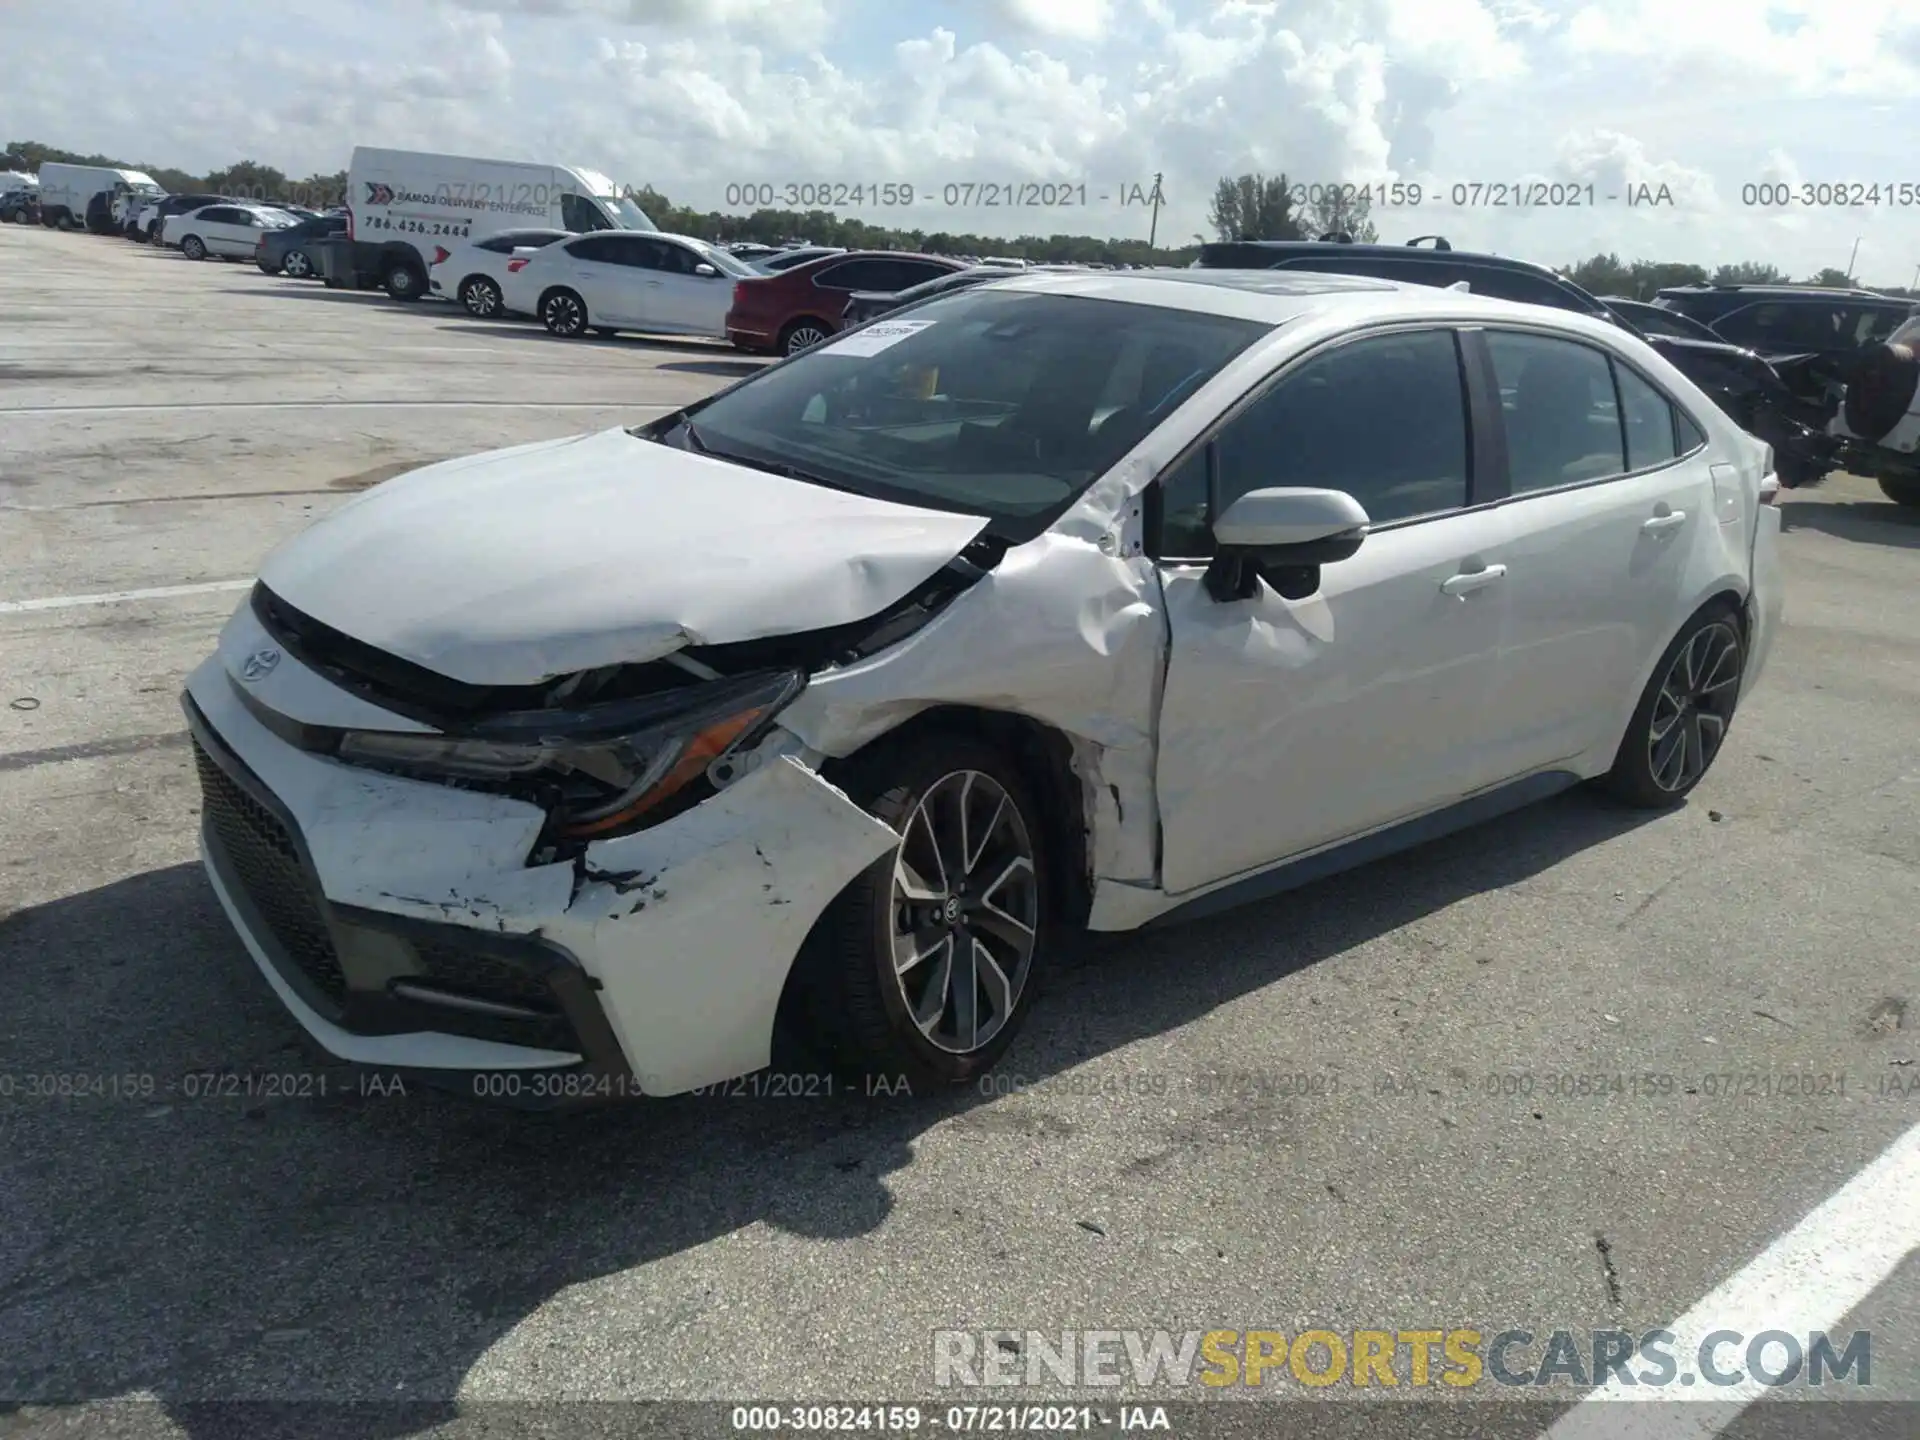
[1,223,1916,1440]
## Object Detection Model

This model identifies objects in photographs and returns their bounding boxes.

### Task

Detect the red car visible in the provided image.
[725,250,967,356]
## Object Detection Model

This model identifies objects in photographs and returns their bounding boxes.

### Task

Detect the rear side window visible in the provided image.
[1614,364,1678,470]
[1486,331,1625,491]
[1676,409,1708,453]
[813,260,896,291]
[566,234,622,262]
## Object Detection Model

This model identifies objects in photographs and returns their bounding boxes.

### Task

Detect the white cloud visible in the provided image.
[2,0,1915,281]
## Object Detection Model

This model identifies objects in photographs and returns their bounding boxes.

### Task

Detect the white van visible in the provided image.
[37,163,161,233]
[345,147,657,301]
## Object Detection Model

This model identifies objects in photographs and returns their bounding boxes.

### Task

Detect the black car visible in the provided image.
[1194,236,1842,486]
[1599,296,1722,343]
[135,193,231,244]
[1652,283,1916,362]
[0,188,39,225]
[841,265,1007,326]
[257,215,348,278]
[1655,283,1920,497]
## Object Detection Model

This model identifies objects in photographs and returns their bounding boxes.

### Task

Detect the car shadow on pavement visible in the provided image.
[0,789,1660,1436]
[654,359,767,378]
[1779,496,1920,549]
[437,323,737,356]
[212,285,385,305]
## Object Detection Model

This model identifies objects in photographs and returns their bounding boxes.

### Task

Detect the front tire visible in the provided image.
[180,235,206,261]
[789,735,1048,1091]
[1878,476,1920,508]
[458,275,502,318]
[540,288,589,338]
[1603,604,1745,808]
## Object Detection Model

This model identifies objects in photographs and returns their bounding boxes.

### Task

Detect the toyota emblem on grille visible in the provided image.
[240,647,281,681]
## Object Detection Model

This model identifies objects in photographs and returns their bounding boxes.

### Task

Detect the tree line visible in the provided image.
[9,142,1910,294]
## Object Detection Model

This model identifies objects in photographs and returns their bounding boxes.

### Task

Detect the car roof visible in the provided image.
[977,267,1629,332]
[1656,283,1904,302]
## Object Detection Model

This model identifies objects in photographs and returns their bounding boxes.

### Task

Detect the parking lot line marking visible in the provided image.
[0,401,679,416]
[1542,1118,1920,1439]
[0,580,252,614]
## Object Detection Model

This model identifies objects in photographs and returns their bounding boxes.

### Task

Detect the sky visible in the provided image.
[4,0,1919,282]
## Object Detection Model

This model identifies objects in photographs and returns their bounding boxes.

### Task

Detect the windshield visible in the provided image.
[600,194,657,230]
[675,289,1268,539]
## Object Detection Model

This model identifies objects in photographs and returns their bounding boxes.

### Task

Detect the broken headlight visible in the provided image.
[334,669,805,840]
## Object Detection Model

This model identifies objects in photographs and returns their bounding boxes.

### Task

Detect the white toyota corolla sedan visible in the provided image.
[182,270,1784,1104]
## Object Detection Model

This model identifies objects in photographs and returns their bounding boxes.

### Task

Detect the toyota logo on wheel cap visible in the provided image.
[239,647,281,681]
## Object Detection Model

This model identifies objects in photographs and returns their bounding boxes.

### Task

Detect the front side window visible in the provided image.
[560,192,610,233]
[1486,331,1625,491]
[1213,328,1471,529]
[671,290,1268,540]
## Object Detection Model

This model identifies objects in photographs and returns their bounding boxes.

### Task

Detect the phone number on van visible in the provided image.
[358,215,474,237]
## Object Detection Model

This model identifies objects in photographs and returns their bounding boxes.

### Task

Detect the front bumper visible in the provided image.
[182,616,900,1100]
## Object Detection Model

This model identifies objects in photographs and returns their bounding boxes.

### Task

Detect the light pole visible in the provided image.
[1845,235,1862,283]
[1147,171,1164,250]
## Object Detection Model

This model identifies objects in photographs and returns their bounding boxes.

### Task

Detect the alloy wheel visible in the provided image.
[1646,619,1742,793]
[283,250,311,278]
[786,324,828,354]
[888,770,1039,1055]
[464,278,501,317]
[544,293,585,336]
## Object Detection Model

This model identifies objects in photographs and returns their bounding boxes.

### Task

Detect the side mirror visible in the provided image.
[694,262,718,277]
[1205,487,1369,603]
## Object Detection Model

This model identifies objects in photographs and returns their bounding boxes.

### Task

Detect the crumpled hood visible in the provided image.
[258,427,991,686]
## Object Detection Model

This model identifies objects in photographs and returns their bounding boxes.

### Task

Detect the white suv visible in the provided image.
[182,271,1784,1104]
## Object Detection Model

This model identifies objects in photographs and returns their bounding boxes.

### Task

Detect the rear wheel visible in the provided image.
[54,212,74,232]
[180,235,206,261]
[282,249,313,279]
[779,318,832,356]
[540,288,589,337]
[1879,476,1920,508]
[788,734,1048,1091]
[1603,604,1745,808]
[458,275,501,317]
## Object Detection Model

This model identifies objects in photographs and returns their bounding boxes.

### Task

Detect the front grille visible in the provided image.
[192,738,347,1009]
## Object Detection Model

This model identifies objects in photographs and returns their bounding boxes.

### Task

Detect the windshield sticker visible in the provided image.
[824,318,937,356]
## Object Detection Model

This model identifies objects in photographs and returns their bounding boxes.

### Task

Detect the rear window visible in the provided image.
[673,289,1269,541]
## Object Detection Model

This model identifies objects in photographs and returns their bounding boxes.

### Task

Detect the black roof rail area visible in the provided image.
[1405,235,1452,250]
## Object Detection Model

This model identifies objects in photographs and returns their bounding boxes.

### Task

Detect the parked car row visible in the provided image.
[19,150,1917,503]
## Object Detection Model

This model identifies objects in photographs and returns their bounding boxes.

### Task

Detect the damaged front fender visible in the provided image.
[543,756,902,1095]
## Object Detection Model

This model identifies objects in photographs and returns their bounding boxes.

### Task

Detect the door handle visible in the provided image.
[1641,509,1688,534]
[1440,563,1507,597]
